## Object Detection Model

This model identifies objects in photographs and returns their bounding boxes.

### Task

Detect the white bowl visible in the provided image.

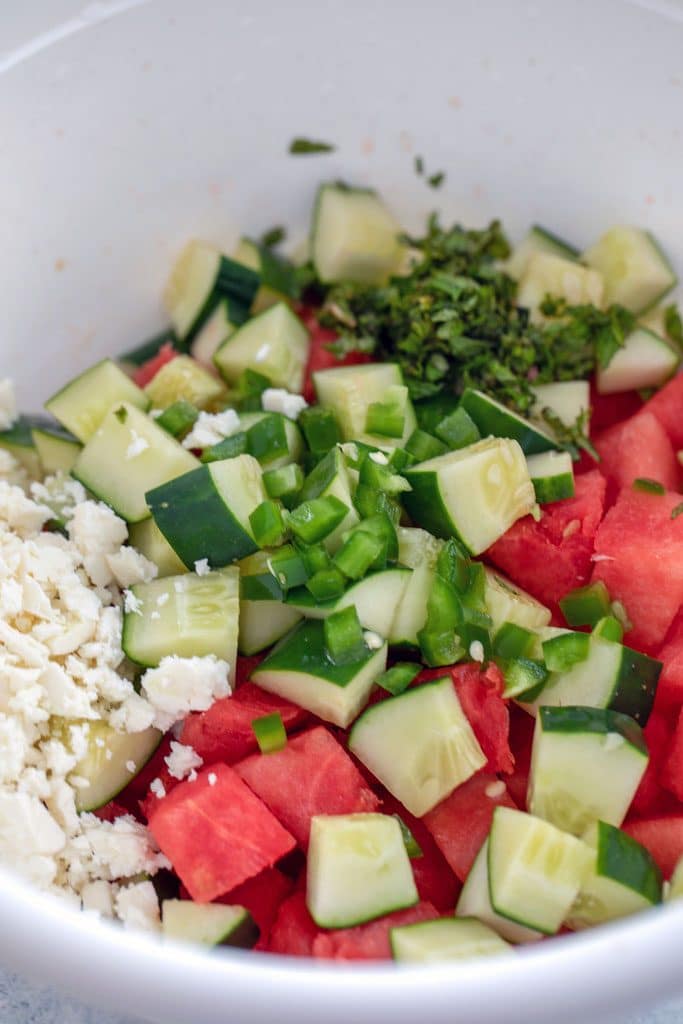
[2,1,683,1021]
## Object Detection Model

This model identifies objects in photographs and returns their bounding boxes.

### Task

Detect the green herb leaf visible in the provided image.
[633,477,666,495]
[671,502,683,520]
[259,225,286,248]
[664,303,683,347]
[427,171,445,189]
[414,155,424,176]
[289,137,335,155]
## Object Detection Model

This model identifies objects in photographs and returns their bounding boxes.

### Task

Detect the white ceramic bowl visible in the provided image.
[2,1,683,1021]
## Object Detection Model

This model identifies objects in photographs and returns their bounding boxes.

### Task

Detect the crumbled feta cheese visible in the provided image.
[81,879,115,918]
[0,481,51,537]
[194,558,210,577]
[115,880,161,933]
[261,388,308,421]
[469,640,485,663]
[363,631,384,651]
[0,792,66,887]
[106,547,158,588]
[0,450,28,489]
[207,772,217,787]
[140,655,231,730]
[125,431,150,460]
[182,409,241,450]
[68,501,128,586]
[164,741,203,781]
[0,379,17,430]
[150,778,166,799]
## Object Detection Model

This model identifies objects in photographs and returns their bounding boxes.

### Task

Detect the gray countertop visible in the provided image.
[3,968,683,1024]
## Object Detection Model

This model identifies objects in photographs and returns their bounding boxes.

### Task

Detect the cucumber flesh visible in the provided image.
[0,415,46,478]
[214,302,309,393]
[596,327,680,394]
[313,362,417,449]
[531,380,590,430]
[144,355,224,411]
[483,568,552,634]
[391,917,512,962]
[163,241,258,340]
[506,225,579,281]
[311,184,405,285]
[526,451,575,504]
[45,359,149,443]
[583,226,677,315]
[516,252,604,320]
[63,720,161,813]
[161,900,258,948]
[128,517,188,579]
[349,677,486,817]
[285,567,411,639]
[31,425,81,474]
[459,388,558,455]
[391,528,443,646]
[456,841,542,944]
[238,551,302,655]
[190,300,235,368]
[307,813,418,928]
[527,706,648,836]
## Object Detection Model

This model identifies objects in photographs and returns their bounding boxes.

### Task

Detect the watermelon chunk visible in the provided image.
[622,815,683,879]
[505,706,536,811]
[93,801,128,823]
[234,726,379,849]
[592,488,683,651]
[630,710,678,817]
[147,765,296,903]
[217,867,294,949]
[655,611,683,710]
[486,470,607,608]
[422,772,516,883]
[658,707,683,804]
[594,411,679,501]
[180,682,308,766]
[299,310,371,404]
[589,383,643,433]
[132,342,178,388]
[267,891,320,957]
[642,372,683,450]
[311,901,439,961]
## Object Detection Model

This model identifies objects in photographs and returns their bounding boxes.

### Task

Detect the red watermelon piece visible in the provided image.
[642,372,683,450]
[593,411,679,501]
[180,682,308,766]
[622,815,683,879]
[115,735,173,818]
[93,801,128,823]
[234,726,379,849]
[592,488,683,651]
[217,867,294,949]
[486,470,607,608]
[147,765,296,903]
[377,789,461,912]
[422,772,516,882]
[132,342,178,387]
[267,891,320,957]
[658,707,683,804]
[311,901,439,961]
[505,706,536,811]
[655,611,683,710]
[299,309,370,404]
[630,710,678,817]
[590,383,644,433]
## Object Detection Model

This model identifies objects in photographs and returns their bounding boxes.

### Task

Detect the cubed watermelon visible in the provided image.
[116,736,173,817]
[589,383,643,433]
[659,707,683,804]
[622,815,683,879]
[642,373,683,450]
[376,789,461,912]
[655,611,683,710]
[505,706,536,811]
[93,801,128,823]
[299,310,370,404]
[422,772,516,883]
[592,488,683,651]
[132,342,178,388]
[266,891,320,956]
[630,710,678,817]
[147,765,296,902]
[594,411,679,501]
[180,682,308,766]
[311,901,439,960]
[486,470,607,608]
[217,867,294,950]
[234,726,379,849]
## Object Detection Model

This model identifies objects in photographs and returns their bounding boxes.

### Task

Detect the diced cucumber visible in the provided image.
[189,300,236,368]
[72,404,198,523]
[391,528,443,646]
[528,706,648,835]
[239,411,304,471]
[456,841,542,944]
[483,567,552,634]
[238,551,302,656]
[62,720,161,813]
[311,183,405,285]
[487,806,591,935]
[506,225,579,281]
[531,380,590,430]
[596,327,680,394]
[163,240,259,341]
[313,363,417,449]
[298,447,359,551]
[46,359,149,443]
[668,857,683,900]
[122,568,239,679]
[349,677,486,817]
[391,917,512,962]
[566,821,662,929]
[0,415,45,478]
[307,813,418,928]
[146,455,265,569]
[402,437,536,555]
[528,633,661,726]
[251,618,387,728]
[144,355,224,411]
[516,252,604,319]
[161,900,258,948]
[31,423,81,474]
[128,518,187,578]
[459,389,558,455]
[526,451,575,504]
[214,302,309,393]
[583,226,677,315]
[285,568,411,639]
[233,237,297,313]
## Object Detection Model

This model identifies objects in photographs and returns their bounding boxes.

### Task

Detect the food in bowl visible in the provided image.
[1,179,683,961]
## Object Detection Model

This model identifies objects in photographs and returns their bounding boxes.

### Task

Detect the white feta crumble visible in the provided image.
[194,558,210,577]
[207,772,217,787]
[150,778,166,799]
[125,431,150,460]
[0,378,17,430]
[140,655,231,731]
[123,590,144,615]
[164,741,203,781]
[115,880,161,933]
[261,388,308,421]
[106,547,158,588]
[68,501,128,586]
[81,879,115,918]
[182,409,241,449]
[363,631,384,651]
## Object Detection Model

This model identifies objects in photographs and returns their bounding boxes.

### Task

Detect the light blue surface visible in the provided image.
[1,969,683,1024]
